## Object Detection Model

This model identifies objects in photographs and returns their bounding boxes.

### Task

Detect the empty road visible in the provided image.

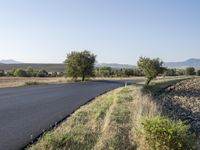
[0,80,141,150]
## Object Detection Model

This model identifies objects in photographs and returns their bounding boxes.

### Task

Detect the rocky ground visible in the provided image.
[156,77,200,136]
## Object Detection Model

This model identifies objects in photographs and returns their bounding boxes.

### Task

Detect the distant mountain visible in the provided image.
[0,59,22,64]
[165,58,200,69]
[96,63,135,68]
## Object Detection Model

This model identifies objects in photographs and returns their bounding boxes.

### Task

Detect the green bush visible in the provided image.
[37,69,48,77]
[197,70,200,76]
[142,116,196,150]
[0,70,5,76]
[14,69,27,77]
[185,67,196,75]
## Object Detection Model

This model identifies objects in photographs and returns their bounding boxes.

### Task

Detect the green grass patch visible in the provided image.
[24,81,42,86]
[142,116,196,150]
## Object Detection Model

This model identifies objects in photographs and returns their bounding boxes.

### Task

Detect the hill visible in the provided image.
[96,63,135,68]
[0,63,135,72]
[165,58,200,69]
[0,63,65,72]
[0,59,22,64]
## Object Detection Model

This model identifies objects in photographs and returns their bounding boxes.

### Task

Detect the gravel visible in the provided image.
[156,78,200,136]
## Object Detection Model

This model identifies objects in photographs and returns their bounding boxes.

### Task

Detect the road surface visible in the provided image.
[0,80,141,150]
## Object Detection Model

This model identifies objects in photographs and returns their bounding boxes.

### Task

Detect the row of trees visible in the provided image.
[95,67,143,77]
[1,67,63,77]
[64,51,165,84]
[164,67,200,76]
[64,51,200,85]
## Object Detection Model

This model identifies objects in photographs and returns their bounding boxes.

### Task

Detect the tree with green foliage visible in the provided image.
[0,70,5,76]
[65,50,96,81]
[185,67,196,75]
[14,69,27,77]
[137,57,165,85]
[197,70,200,76]
[164,68,177,76]
[26,66,34,77]
[37,69,48,77]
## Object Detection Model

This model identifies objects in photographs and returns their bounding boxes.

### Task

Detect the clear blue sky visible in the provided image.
[0,0,200,64]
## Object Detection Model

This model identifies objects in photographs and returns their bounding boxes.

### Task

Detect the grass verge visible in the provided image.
[27,77,198,150]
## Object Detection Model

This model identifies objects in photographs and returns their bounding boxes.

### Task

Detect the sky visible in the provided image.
[0,0,200,64]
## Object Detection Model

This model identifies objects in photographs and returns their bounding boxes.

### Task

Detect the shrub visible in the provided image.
[142,116,196,150]
[197,70,200,76]
[25,81,40,86]
[0,70,5,76]
[26,66,34,77]
[14,69,27,77]
[185,67,196,75]
[37,70,48,77]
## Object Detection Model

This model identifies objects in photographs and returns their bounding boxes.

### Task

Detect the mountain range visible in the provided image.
[0,59,22,64]
[0,58,200,71]
[164,58,200,69]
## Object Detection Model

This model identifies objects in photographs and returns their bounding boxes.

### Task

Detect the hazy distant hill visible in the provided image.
[0,59,22,64]
[96,63,135,68]
[1,58,199,72]
[165,58,200,69]
[0,62,135,72]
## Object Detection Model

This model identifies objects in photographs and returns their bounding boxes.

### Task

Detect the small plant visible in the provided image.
[142,116,196,150]
[197,70,200,76]
[25,81,40,86]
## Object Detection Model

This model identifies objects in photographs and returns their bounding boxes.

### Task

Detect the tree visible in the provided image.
[137,57,165,85]
[164,69,177,76]
[0,70,5,76]
[185,67,196,75]
[14,69,27,77]
[37,69,48,77]
[196,70,200,76]
[65,50,96,81]
[26,66,34,77]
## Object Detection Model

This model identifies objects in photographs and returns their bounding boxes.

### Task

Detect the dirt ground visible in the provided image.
[156,77,200,136]
[0,77,67,88]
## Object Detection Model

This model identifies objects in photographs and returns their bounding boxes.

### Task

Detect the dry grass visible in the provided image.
[27,84,160,150]
[26,77,198,149]
[0,77,67,88]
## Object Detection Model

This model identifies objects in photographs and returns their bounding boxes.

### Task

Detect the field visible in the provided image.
[27,77,200,149]
[0,63,65,72]
[0,77,67,88]
[0,76,145,88]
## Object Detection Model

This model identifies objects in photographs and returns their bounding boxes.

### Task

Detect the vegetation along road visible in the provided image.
[0,80,142,150]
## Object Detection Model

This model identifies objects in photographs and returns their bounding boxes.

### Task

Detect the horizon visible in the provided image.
[0,0,200,64]
[1,57,200,66]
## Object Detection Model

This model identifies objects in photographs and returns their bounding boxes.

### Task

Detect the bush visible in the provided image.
[14,69,27,77]
[185,67,196,75]
[37,70,48,77]
[0,70,5,76]
[197,70,200,76]
[142,116,196,150]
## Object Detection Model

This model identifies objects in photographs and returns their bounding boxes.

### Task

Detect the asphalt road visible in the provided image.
[0,80,141,150]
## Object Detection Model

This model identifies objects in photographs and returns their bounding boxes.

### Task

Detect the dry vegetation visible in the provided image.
[0,77,67,88]
[27,77,199,149]
[27,85,159,150]
[156,77,200,137]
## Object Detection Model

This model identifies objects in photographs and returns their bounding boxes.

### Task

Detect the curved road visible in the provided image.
[0,80,141,150]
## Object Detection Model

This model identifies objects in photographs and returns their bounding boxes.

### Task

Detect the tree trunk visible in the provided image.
[145,78,151,85]
[82,74,85,81]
